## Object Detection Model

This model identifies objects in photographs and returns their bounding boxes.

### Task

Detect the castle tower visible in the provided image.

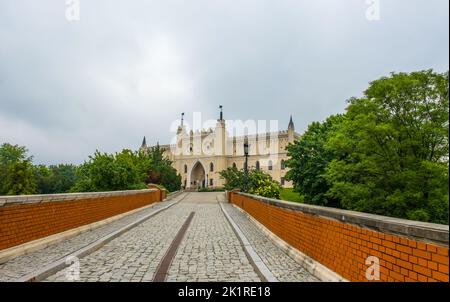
[288,115,295,142]
[214,105,226,156]
[213,105,227,187]
[139,136,147,153]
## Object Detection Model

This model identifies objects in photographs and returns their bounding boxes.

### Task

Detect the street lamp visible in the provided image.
[243,137,249,192]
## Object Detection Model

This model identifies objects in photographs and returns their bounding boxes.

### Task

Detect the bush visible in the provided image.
[219,166,281,199]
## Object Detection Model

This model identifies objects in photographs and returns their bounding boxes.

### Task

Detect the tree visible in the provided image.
[326,70,448,224]
[71,149,148,192]
[34,165,53,194]
[34,164,79,194]
[285,115,345,207]
[218,166,245,191]
[145,145,181,192]
[219,166,282,199]
[0,143,37,195]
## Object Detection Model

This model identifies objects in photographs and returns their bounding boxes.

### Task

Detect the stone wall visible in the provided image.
[229,191,449,282]
[0,189,162,251]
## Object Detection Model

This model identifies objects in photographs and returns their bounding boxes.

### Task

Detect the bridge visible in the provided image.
[0,188,448,282]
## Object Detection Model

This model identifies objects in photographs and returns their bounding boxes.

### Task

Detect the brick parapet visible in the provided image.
[0,189,162,251]
[229,191,449,282]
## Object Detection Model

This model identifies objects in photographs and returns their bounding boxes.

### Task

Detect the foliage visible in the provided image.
[70,149,149,192]
[144,145,181,192]
[325,70,449,224]
[0,143,37,195]
[286,70,449,224]
[219,166,282,199]
[285,115,345,207]
[279,188,304,203]
[218,166,245,191]
[34,164,79,194]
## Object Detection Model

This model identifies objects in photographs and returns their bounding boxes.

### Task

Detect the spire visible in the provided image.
[141,136,147,148]
[288,115,294,130]
[219,105,223,121]
[181,112,185,126]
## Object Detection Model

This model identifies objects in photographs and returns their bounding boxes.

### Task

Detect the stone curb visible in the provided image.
[231,204,347,282]
[15,193,188,282]
[218,200,278,282]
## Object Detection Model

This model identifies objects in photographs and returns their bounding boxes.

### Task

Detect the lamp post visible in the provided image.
[243,137,249,192]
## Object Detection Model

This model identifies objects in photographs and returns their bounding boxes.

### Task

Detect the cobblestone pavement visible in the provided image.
[45,196,195,282]
[0,193,186,282]
[222,203,319,282]
[1,192,319,282]
[167,193,260,282]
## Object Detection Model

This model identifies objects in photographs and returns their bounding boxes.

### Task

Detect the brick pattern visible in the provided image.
[229,192,449,282]
[0,190,162,251]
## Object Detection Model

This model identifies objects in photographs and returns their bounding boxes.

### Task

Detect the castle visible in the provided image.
[140,108,300,189]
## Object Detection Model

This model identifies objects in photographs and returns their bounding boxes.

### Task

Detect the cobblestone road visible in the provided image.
[222,203,319,282]
[1,192,319,282]
[0,193,185,282]
[166,193,260,282]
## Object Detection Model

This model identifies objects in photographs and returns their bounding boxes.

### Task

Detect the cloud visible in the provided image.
[0,0,448,164]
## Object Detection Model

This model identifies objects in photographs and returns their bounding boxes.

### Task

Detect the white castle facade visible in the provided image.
[140,109,300,189]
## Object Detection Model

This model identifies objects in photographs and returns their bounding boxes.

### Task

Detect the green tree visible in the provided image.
[34,165,53,194]
[326,70,449,224]
[219,166,282,199]
[71,149,148,192]
[0,143,37,195]
[145,145,181,192]
[285,114,345,207]
[34,164,79,194]
[218,166,245,191]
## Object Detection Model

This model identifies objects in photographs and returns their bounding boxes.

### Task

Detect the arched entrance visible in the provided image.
[190,161,206,189]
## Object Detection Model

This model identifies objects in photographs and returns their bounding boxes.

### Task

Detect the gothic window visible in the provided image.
[184,164,187,174]
[256,161,260,171]
[268,160,273,171]
[281,177,285,186]
[232,162,237,169]
[210,162,214,172]
[281,160,285,170]
[209,178,213,186]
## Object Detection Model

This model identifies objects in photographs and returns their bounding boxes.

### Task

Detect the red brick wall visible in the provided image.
[230,192,449,282]
[0,190,162,251]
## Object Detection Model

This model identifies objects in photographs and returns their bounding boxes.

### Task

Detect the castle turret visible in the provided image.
[139,136,148,153]
[288,115,295,142]
[214,105,226,156]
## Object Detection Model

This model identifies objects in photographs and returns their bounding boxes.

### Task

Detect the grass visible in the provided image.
[279,188,304,203]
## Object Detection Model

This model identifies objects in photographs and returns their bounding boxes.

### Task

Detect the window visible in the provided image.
[281,177,285,186]
[210,162,214,172]
[268,160,273,171]
[232,162,237,169]
[256,161,260,171]
[281,160,285,170]
[184,164,187,173]
[209,178,213,186]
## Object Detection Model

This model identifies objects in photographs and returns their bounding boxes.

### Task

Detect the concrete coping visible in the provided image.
[0,189,158,207]
[236,192,449,246]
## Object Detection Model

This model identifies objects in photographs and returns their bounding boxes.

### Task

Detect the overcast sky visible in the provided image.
[0,0,448,165]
